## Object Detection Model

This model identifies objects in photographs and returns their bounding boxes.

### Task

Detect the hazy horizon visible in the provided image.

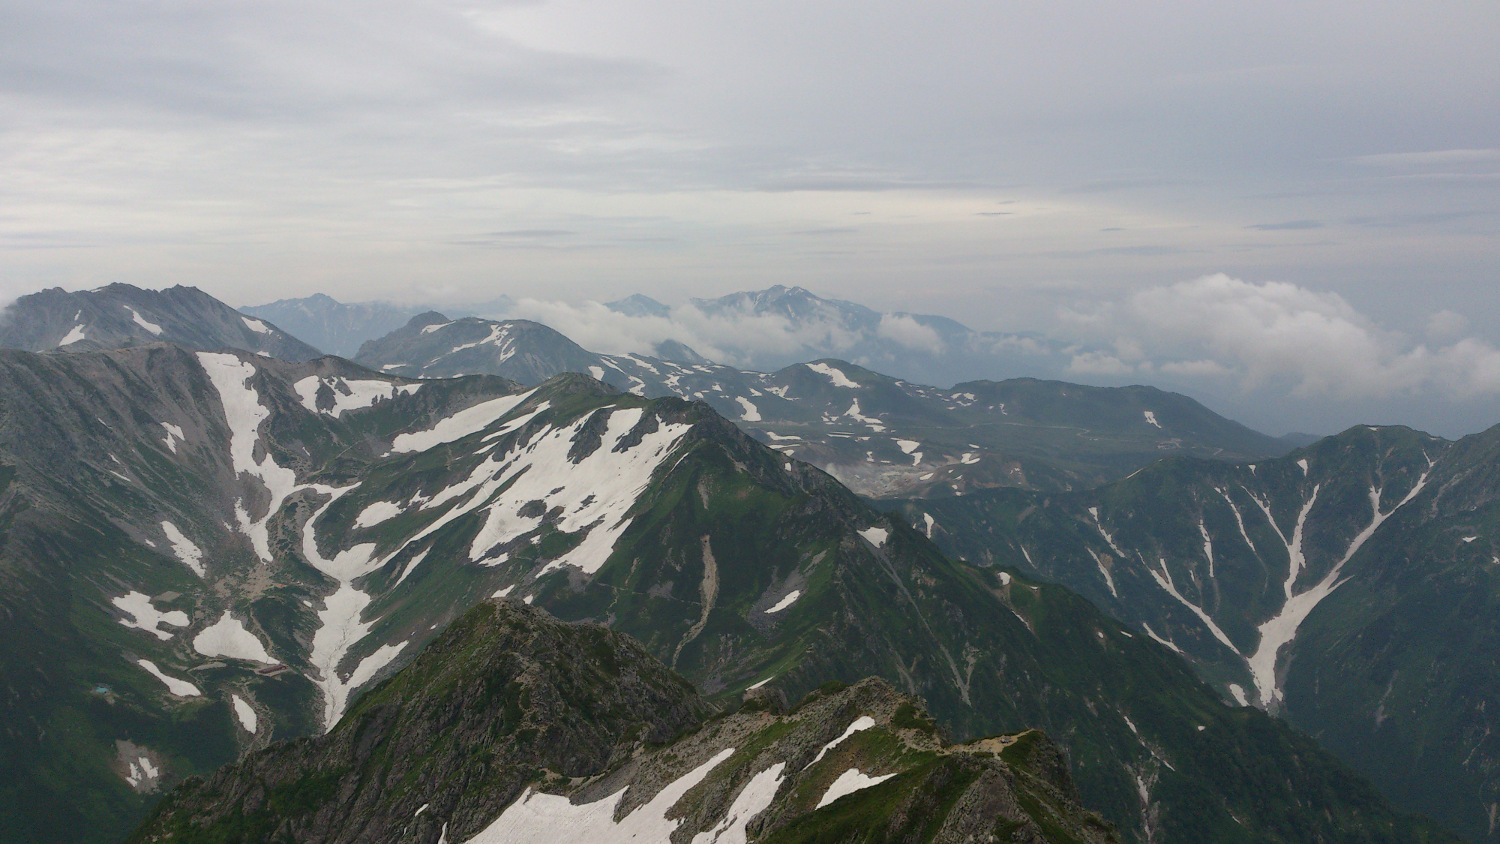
[3,2,1497,437]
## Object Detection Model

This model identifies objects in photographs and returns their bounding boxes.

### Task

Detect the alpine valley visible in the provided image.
[892,426,1500,842]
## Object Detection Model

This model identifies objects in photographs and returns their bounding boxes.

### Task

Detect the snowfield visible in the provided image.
[817,767,896,808]
[192,612,274,664]
[112,591,189,640]
[391,391,534,453]
[470,748,736,843]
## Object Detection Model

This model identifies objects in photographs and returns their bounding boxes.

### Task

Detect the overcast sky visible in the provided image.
[2,1,1498,434]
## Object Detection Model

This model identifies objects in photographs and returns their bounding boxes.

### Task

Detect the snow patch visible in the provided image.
[302,486,404,729]
[415,407,690,576]
[481,401,552,442]
[1143,410,1161,428]
[816,767,894,809]
[353,500,403,529]
[470,747,736,844]
[1297,458,1309,476]
[231,694,258,733]
[391,391,533,453]
[858,527,888,548]
[735,396,761,422]
[844,399,884,431]
[59,322,87,346]
[921,512,935,538]
[241,316,272,335]
[134,659,201,697]
[765,590,801,614]
[161,423,185,453]
[1086,548,1118,599]
[811,715,877,766]
[1249,470,1429,709]
[1145,557,1238,655]
[123,750,161,790]
[197,353,300,564]
[690,763,787,844]
[805,362,858,388]
[1227,684,1248,706]
[112,591,188,640]
[125,306,164,335]
[193,613,274,663]
[294,376,418,417]
[160,520,205,577]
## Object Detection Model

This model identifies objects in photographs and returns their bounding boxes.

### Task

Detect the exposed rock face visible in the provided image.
[0,283,322,361]
[129,601,1117,844]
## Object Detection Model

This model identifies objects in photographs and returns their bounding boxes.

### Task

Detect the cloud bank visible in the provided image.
[1062,274,1500,400]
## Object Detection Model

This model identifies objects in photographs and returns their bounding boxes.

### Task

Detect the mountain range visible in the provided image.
[0,342,1450,843]
[353,311,1288,497]
[244,286,1062,389]
[241,293,516,358]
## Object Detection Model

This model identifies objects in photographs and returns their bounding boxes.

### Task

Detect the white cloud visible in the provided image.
[1351,149,1500,168]
[1067,351,1137,377]
[1159,359,1232,377]
[509,297,873,368]
[876,314,944,354]
[1068,274,1500,400]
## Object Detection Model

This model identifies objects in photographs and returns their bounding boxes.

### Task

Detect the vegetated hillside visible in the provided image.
[0,345,525,843]
[357,311,1287,497]
[0,284,321,361]
[131,600,1118,844]
[0,347,1451,843]
[892,425,1500,842]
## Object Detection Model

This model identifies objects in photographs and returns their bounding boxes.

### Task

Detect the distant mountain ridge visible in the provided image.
[356,311,1288,496]
[683,284,1060,386]
[0,283,321,361]
[242,293,516,358]
[246,285,1065,390]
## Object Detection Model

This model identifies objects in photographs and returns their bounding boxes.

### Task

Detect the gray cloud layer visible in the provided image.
[2,0,1497,433]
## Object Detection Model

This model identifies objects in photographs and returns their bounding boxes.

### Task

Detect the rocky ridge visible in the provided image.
[130,600,1117,844]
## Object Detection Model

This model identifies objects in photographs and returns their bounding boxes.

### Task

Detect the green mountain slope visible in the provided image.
[894,424,1500,841]
[0,347,1451,843]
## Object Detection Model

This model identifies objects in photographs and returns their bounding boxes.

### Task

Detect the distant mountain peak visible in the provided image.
[605,293,671,318]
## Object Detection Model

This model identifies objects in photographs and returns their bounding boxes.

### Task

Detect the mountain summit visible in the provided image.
[0,284,322,360]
